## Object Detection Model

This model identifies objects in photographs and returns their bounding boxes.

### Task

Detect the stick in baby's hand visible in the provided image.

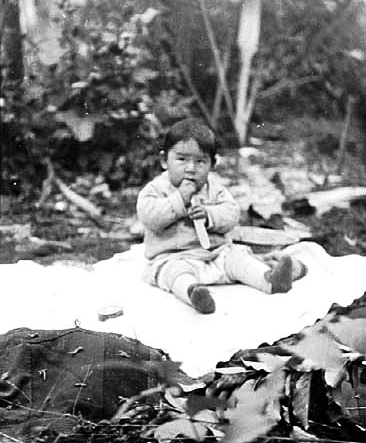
[191,195,211,249]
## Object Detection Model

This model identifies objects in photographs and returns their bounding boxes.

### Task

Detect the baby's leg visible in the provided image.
[262,251,308,281]
[224,247,293,293]
[157,259,216,314]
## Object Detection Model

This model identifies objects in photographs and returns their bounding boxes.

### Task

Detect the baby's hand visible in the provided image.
[188,203,208,221]
[179,179,197,206]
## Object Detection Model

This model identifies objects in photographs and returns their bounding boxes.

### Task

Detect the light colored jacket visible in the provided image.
[137,171,240,259]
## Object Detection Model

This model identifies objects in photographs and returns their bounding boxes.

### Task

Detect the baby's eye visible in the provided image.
[177,157,186,161]
[197,158,207,164]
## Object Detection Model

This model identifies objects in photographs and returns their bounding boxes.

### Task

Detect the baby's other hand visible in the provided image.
[179,179,197,206]
[188,204,207,221]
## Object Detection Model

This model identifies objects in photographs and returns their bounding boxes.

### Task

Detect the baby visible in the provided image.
[137,118,306,314]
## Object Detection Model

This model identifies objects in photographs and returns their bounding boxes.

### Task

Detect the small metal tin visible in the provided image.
[98,305,124,321]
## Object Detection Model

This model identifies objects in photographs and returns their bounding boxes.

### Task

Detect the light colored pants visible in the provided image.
[156,244,272,294]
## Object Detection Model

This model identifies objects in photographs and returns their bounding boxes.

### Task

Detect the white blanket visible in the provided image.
[1,242,366,377]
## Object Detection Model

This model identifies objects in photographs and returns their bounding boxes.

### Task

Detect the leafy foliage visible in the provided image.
[1,0,366,200]
[255,0,366,121]
[148,303,366,443]
[1,0,191,198]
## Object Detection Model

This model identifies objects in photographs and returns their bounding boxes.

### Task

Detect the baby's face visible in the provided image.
[163,139,212,191]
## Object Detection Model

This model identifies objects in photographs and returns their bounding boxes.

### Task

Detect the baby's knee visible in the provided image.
[157,259,197,291]
[225,246,250,264]
[224,246,257,275]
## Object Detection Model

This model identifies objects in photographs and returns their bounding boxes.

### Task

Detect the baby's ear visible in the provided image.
[159,150,167,170]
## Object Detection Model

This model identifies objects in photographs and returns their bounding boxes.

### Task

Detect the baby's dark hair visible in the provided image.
[162,118,217,164]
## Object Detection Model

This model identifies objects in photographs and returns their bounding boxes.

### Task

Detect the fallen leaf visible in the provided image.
[257,353,288,372]
[222,370,285,443]
[240,360,271,372]
[215,367,248,375]
[193,409,219,424]
[327,312,366,354]
[290,425,318,441]
[290,372,312,429]
[178,381,207,392]
[154,418,207,442]
[282,326,346,387]
[164,389,186,413]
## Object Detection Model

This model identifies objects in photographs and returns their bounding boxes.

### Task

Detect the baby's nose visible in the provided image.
[185,160,196,172]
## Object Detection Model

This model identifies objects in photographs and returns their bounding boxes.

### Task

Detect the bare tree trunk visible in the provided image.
[1,0,24,85]
[235,0,261,145]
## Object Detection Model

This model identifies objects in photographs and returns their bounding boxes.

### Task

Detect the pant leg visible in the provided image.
[224,246,272,293]
[157,259,198,305]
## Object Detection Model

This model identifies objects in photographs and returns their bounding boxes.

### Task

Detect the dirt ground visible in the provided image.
[1,134,366,264]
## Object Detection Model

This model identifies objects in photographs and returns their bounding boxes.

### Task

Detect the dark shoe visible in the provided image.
[187,284,216,314]
[266,255,293,293]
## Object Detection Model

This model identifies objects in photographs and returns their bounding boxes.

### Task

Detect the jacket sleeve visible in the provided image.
[205,186,240,234]
[137,182,187,233]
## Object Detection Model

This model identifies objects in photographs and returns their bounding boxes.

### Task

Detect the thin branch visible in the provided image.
[39,157,104,223]
[175,54,216,129]
[258,76,320,100]
[55,176,103,220]
[72,363,92,416]
[0,431,25,443]
[0,397,92,422]
[36,156,55,208]
[0,377,31,403]
[111,384,165,423]
[337,94,355,174]
[212,27,234,128]
[197,0,236,128]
